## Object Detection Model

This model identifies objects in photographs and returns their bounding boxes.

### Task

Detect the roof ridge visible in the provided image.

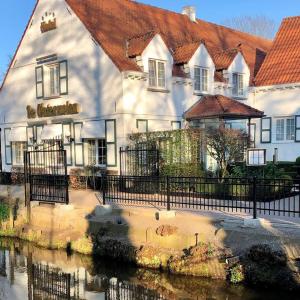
[131,0,272,43]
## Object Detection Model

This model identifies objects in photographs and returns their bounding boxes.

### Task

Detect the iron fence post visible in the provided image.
[102,175,106,205]
[167,176,170,211]
[252,176,257,219]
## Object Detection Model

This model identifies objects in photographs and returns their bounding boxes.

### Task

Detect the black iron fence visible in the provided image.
[103,175,300,218]
[24,149,69,204]
[106,279,165,300]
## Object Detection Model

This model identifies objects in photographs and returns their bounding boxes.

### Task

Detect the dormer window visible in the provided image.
[194,67,208,93]
[35,60,68,99]
[148,59,166,89]
[232,73,244,97]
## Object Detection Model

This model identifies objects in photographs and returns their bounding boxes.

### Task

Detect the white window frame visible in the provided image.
[12,142,26,166]
[194,66,209,93]
[86,139,107,166]
[45,63,60,98]
[232,73,244,97]
[148,59,166,89]
[275,117,295,142]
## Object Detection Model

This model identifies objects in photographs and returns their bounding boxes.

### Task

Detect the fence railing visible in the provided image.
[102,175,300,218]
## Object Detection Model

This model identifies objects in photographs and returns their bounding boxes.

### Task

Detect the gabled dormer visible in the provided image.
[213,47,250,99]
[127,32,173,92]
[173,41,215,94]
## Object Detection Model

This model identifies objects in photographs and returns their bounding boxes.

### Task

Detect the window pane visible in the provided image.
[60,61,67,77]
[262,118,270,130]
[149,60,157,87]
[232,73,238,95]
[276,119,284,141]
[286,118,295,140]
[98,139,107,165]
[201,68,208,92]
[262,131,270,143]
[137,120,148,133]
[36,67,43,82]
[157,62,165,88]
[238,74,244,95]
[60,78,67,94]
[87,140,97,165]
[14,142,26,165]
[194,67,201,91]
[37,82,43,98]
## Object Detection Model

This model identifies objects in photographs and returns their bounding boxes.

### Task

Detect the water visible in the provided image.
[0,238,297,300]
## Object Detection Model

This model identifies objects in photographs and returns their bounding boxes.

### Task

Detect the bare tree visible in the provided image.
[222,15,277,39]
[206,127,248,180]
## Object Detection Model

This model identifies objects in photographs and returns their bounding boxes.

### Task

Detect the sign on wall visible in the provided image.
[27,102,80,119]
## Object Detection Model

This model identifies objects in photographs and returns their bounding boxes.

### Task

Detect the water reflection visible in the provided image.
[0,239,298,300]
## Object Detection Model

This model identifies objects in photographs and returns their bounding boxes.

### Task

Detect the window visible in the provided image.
[87,139,107,165]
[35,60,68,99]
[275,117,295,141]
[148,59,166,89]
[171,121,181,130]
[48,64,60,97]
[194,67,208,92]
[261,117,271,143]
[12,142,26,165]
[276,119,284,141]
[232,73,244,96]
[137,119,148,133]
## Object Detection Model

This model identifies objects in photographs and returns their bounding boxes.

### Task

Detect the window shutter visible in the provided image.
[106,120,117,167]
[4,128,12,165]
[261,117,272,143]
[35,66,44,99]
[295,115,300,142]
[74,123,83,166]
[59,60,68,95]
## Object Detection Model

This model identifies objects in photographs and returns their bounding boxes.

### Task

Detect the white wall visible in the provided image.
[0,0,122,171]
[249,86,300,161]
[227,52,251,100]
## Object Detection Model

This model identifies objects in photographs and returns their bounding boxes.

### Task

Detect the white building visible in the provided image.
[0,0,298,175]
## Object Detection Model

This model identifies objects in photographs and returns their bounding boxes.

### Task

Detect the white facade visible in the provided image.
[249,84,300,161]
[2,0,298,175]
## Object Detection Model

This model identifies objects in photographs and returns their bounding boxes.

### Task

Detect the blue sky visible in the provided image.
[1,0,300,78]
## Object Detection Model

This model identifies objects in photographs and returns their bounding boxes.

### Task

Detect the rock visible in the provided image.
[243,244,300,291]
[136,245,172,269]
[156,225,178,237]
[168,243,226,279]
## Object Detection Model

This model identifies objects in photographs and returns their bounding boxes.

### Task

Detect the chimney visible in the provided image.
[182,6,196,22]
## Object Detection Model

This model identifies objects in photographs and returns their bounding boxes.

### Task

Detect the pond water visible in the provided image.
[0,238,298,300]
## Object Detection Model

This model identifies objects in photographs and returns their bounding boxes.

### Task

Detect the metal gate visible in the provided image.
[120,146,160,176]
[24,144,69,204]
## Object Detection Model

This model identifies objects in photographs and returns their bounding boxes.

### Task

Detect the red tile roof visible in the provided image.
[212,48,240,70]
[255,16,300,86]
[184,95,264,119]
[65,0,272,83]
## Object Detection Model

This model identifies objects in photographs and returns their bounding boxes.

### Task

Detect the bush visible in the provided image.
[230,264,245,284]
[11,167,25,185]
[69,168,86,190]
[0,203,9,222]
[296,156,300,166]
[160,163,205,177]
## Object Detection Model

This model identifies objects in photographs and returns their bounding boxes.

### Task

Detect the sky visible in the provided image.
[1,0,300,78]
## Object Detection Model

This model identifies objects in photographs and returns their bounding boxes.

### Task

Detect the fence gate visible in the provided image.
[120,146,160,176]
[24,144,69,204]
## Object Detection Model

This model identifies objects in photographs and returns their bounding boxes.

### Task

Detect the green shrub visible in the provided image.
[296,156,300,166]
[160,163,205,177]
[230,264,245,284]
[0,203,9,222]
